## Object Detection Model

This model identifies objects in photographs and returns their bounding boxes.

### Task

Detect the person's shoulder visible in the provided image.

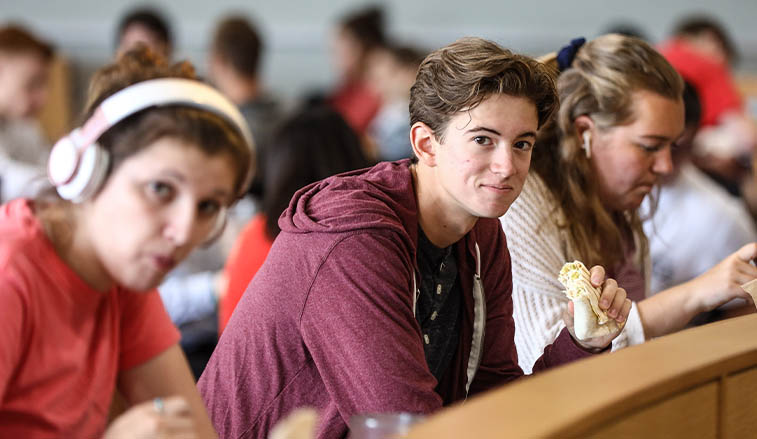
[0,200,54,299]
[0,200,48,262]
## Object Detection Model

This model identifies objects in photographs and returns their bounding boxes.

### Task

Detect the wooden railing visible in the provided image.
[407,314,757,438]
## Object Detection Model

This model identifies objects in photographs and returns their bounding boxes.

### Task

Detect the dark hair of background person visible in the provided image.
[116,7,173,50]
[211,16,263,78]
[80,46,251,200]
[673,14,739,65]
[671,80,702,165]
[601,22,649,41]
[339,5,386,51]
[0,24,54,60]
[682,80,702,129]
[385,43,426,69]
[262,104,370,239]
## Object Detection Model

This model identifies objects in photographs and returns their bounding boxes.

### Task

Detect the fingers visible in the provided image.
[606,287,628,321]
[736,242,757,263]
[618,298,632,323]
[589,265,606,287]
[157,416,196,438]
[598,278,617,310]
[159,396,191,417]
[154,397,195,438]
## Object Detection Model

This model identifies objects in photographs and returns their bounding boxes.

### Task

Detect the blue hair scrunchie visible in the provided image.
[556,37,586,72]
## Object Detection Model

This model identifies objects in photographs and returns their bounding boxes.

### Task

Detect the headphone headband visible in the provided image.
[68,78,255,196]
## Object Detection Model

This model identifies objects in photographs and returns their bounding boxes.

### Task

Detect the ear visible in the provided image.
[573,115,595,140]
[410,121,438,166]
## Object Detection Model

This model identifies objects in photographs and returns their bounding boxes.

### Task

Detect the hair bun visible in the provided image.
[84,45,196,117]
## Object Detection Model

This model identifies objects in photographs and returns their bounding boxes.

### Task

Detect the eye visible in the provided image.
[637,142,665,153]
[473,136,492,146]
[514,140,534,151]
[146,181,175,202]
[197,199,223,218]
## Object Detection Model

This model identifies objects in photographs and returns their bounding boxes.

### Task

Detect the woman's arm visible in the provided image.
[639,243,757,338]
[116,344,217,438]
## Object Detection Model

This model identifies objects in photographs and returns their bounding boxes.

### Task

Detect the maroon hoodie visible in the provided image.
[199,160,593,438]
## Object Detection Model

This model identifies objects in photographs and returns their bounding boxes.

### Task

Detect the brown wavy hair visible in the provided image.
[409,37,558,143]
[533,34,684,268]
[82,46,253,199]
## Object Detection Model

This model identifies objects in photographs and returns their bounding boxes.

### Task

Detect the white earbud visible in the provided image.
[582,130,592,159]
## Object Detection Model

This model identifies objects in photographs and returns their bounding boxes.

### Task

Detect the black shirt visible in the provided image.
[415,226,462,383]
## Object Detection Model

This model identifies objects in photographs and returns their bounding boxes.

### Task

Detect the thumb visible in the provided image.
[736,243,757,263]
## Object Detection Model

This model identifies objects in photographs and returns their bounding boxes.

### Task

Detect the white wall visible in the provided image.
[2,0,756,104]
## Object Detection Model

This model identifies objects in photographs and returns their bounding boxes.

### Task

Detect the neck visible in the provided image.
[412,164,477,248]
[40,204,113,292]
[223,75,260,106]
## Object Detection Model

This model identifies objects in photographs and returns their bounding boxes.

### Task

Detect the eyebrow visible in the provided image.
[159,169,232,200]
[639,134,673,142]
[464,126,537,139]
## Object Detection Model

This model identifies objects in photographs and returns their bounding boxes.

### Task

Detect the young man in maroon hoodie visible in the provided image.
[199,37,631,438]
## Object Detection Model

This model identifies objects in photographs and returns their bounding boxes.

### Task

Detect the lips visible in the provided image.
[152,255,177,271]
[481,183,514,192]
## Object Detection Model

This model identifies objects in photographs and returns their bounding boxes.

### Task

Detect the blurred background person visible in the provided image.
[115,6,173,60]
[643,81,757,314]
[0,24,53,204]
[208,14,282,201]
[327,5,385,136]
[366,43,424,162]
[658,14,757,197]
[219,104,370,334]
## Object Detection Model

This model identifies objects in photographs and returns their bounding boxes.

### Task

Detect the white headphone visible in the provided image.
[582,130,592,159]
[47,77,254,202]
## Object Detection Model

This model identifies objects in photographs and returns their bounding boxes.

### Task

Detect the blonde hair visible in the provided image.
[533,34,684,268]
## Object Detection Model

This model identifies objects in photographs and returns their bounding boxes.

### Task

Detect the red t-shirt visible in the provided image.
[0,199,180,438]
[219,214,273,334]
[659,38,743,127]
[329,80,381,135]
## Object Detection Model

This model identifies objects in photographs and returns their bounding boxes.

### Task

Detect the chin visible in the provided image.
[119,275,162,293]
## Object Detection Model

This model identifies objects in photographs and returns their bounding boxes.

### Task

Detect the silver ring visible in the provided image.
[153,397,165,415]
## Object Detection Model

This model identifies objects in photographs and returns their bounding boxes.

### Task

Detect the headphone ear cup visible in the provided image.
[48,133,81,186]
[56,143,110,202]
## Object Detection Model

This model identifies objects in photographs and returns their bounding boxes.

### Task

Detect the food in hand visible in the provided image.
[559,261,619,340]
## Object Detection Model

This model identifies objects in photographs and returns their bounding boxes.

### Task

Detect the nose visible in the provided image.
[491,144,516,176]
[163,201,198,247]
[652,147,674,176]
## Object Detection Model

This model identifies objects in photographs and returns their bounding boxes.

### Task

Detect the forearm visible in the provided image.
[637,282,701,339]
[118,344,217,438]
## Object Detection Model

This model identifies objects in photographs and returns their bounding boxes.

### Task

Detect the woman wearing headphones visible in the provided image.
[501,34,757,374]
[0,47,252,438]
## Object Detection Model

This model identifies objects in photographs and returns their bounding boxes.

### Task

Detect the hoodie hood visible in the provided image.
[279,160,418,249]
[279,159,418,241]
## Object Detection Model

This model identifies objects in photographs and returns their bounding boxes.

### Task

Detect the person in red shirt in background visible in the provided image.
[658,15,757,197]
[0,47,253,438]
[219,104,370,334]
[327,6,385,137]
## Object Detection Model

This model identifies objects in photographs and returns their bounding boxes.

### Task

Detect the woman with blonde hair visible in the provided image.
[502,34,757,373]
